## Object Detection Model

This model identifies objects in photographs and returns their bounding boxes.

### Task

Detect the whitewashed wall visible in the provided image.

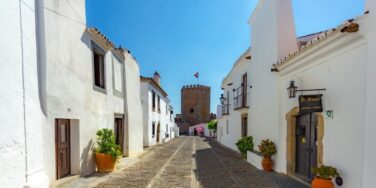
[363,1,376,187]
[277,28,367,188]
[123,53,144,156]
[0,1,49,187]
[43,0,127,184]
[247,0,297,171]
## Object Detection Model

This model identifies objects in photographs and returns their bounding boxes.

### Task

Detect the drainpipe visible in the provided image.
[18,0,29,184]
[35,0,47,115]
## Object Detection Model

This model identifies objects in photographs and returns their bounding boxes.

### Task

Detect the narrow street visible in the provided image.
[93,137,308,188]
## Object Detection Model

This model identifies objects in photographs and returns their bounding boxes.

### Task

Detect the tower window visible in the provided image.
[190,108,194,113]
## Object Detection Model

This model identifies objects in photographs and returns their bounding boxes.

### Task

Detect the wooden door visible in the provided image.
[157,123,160,142]
[295,113,317,180]
[56,119,71,179]
[114,117,124,152]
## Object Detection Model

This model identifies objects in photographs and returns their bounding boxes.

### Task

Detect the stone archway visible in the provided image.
[285,107,324,175]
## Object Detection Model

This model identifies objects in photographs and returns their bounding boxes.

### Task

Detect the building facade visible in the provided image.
[0,0,144,187]
[141,72,176,147]
[217,48,251,150]
[217,0,376,187]
[181,85,211,125]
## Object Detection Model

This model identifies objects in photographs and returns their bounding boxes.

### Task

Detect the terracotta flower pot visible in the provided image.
[261,157,273,171]
[95,153,116,173]
[311,177,334,188]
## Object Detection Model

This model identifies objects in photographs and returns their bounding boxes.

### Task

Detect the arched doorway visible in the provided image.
[156,122,160,142]
[286,107,324,181]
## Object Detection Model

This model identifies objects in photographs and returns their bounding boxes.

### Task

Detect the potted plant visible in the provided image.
[311,165,339,188]
[235,136,254,158]
[94,128,122,173]
[258,139,276,171]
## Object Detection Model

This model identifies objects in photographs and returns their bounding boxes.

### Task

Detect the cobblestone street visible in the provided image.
[93,137,308,188]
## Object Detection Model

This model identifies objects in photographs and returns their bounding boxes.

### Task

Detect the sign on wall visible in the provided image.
[299,95,323,114]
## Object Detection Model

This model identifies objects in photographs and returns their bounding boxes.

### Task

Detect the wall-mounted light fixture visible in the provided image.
[287,80,326,98]
[220,94,226,105]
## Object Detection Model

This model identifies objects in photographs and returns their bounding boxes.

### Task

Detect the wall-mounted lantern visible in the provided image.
[287,81,298,98]
[287,80,326,99]
[220,94,226,105]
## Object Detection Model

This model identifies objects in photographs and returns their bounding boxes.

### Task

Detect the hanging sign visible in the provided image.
[299,95,323,114]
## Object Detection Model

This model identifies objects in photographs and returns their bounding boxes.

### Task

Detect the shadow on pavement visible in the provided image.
[193,137,309,188]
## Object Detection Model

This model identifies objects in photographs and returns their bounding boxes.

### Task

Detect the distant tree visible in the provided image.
[208,120,217,137]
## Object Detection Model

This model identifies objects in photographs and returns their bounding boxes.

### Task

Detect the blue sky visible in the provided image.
[86,0,365,114]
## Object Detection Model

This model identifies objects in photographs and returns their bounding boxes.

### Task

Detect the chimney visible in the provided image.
[153,71,161,85]
[249,0,298,62]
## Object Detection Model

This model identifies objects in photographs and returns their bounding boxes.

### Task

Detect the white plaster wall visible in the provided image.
[363,1,376,187]
[141,83,150,146]
[276,30,367,187]
[247,0,297,172]
[123,53,144,156]
[43,0,125,184]
[0,1,49,187]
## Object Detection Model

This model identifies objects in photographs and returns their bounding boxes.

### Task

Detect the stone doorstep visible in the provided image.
[55,151,152,188]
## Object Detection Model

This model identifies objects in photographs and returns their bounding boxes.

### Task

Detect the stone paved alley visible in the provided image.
[89,137,308,188]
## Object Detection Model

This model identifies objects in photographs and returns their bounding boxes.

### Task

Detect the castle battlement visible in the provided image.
[181,84,210,90]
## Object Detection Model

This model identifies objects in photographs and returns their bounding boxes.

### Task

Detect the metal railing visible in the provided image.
[221,104,230,115]
[233,86,248,110]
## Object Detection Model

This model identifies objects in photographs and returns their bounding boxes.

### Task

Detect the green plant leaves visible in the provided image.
[312,165,339,179]
[94,128,123,162]
[258,139,276,158]
[236,136,254,158]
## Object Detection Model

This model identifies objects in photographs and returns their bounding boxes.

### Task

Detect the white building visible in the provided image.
[141,72,176,146]
[0,0,144,187]
[217,48,251,150]
[217,0,376,187]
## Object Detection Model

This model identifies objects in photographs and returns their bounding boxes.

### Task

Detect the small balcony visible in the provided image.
[221,104,230,116]
[233,86,249,110]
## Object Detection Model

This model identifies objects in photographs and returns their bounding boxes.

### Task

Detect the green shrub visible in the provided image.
[236,136,254,158]
[94,128,122,162]
[258,139,276,158]
[208,120,217,131]
[312,165,339,179]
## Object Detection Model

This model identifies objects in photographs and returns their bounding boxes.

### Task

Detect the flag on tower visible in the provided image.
[194,72,199,78]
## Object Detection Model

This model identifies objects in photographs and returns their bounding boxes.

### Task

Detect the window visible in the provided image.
[112,55,123,97]
[241,114,248,137]
[92,42,105,90]
[152,122,155,137]
[157,96,161,113]
[226,119,229,134]
[166,124,168,134]
[190,108,194,113]
[152,91,156,111]
[166,104,168,115]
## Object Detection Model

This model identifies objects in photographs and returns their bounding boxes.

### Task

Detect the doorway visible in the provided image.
[295,113,318,181]
[114,117,124,153]
[241,114,248,137]
[157,122,160,142]
[55,119,71,179]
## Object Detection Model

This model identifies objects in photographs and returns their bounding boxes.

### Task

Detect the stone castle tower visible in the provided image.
[181,85,211,125]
